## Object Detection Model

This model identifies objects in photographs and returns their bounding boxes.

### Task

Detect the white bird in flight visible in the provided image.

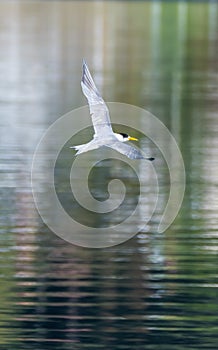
[70,60,154,161]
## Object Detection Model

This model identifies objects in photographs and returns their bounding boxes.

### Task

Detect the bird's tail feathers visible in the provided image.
[69,144,86,155]
[70,144,84,151]
[70,141,99,156]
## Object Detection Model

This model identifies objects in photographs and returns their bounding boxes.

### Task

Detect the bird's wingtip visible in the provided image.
[82,58,87,68]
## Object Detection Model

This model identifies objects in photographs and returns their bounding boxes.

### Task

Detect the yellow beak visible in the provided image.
[128,136,138,141]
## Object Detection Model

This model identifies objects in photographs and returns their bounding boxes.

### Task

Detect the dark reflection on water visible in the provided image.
[1,1,218,349]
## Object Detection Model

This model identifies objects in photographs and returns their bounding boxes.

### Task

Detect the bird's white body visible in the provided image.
[73,133,128,154]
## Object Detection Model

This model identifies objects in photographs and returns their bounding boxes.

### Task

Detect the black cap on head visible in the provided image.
[119,132,128,138]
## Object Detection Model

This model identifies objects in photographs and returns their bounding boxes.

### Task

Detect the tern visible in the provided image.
[70,60,154,161]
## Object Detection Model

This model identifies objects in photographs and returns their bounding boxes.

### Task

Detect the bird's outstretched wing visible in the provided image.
[106,141,144,159]
[81,60,113,137]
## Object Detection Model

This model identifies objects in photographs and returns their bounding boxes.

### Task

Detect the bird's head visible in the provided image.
[115,132,138,143]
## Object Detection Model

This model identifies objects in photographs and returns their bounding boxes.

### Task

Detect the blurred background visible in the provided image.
[0,1,218,349]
